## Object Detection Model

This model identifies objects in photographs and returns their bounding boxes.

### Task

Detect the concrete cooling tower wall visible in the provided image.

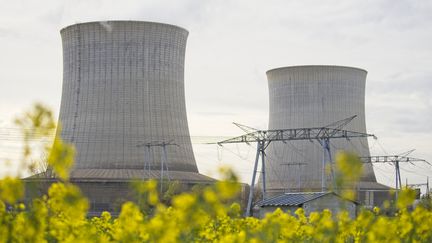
[58,21,198,174]
[264,65,377,193]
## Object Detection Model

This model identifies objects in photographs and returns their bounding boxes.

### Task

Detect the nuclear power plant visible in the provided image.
[23,20,401,216]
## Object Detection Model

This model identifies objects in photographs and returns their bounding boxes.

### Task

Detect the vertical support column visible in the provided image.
[149,146,153,175]
[146,145,151,179]
[397,161,402,190]
[395,160,400,199]
[160,145,164,194]
[320,139,326,192]
[319,138,335,192]
[162,144,170,181]
[297,164,301,191]
[325,139,337,191]
[246,142,261,217]
[261,142,266,200]
[138,143,153,180]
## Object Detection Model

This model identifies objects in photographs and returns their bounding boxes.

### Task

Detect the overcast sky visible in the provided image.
[0,0,431,189]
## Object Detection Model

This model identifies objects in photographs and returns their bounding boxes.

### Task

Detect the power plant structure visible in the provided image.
[22,21,404,215]
[26,21,215,214]
[59,21,203,178]
[264,65,389,206]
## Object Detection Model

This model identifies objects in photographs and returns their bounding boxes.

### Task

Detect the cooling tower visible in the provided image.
[57,21,210,182]
[264,65,379,194]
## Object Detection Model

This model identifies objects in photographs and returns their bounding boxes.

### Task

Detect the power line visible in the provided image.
[215,117,375,217]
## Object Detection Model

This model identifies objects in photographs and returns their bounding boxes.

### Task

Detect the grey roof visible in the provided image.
[356,181,391,190]
[26,169,216,183]
[256,192,334,207]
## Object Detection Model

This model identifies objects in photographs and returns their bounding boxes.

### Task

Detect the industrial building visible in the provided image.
[25,21,215,214]
[255,192,358,218]
[263,65,390,207]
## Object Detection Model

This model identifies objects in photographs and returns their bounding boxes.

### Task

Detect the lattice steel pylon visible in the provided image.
[360,155,428,198]
[137,140,179,193]
[216,117,376,217]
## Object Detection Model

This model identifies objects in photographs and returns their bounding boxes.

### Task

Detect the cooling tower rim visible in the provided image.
[60,20,189,34]
[266,65,367,75]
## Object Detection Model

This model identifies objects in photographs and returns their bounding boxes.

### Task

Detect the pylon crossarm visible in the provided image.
[360,156,426,164]
[216,127,374,145]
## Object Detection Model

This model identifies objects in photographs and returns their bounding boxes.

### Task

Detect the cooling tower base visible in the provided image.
[24,169,216,216]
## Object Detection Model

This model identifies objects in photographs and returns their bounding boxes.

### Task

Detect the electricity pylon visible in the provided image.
[137,140,179,193]
[360,155,428,198]
[216,116,375,217]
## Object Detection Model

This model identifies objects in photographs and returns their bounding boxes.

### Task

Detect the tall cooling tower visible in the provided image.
[265,65,378,194]
[58,21,209,181]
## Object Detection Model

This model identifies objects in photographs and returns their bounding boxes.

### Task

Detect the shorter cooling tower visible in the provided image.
[263,65,389,205]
